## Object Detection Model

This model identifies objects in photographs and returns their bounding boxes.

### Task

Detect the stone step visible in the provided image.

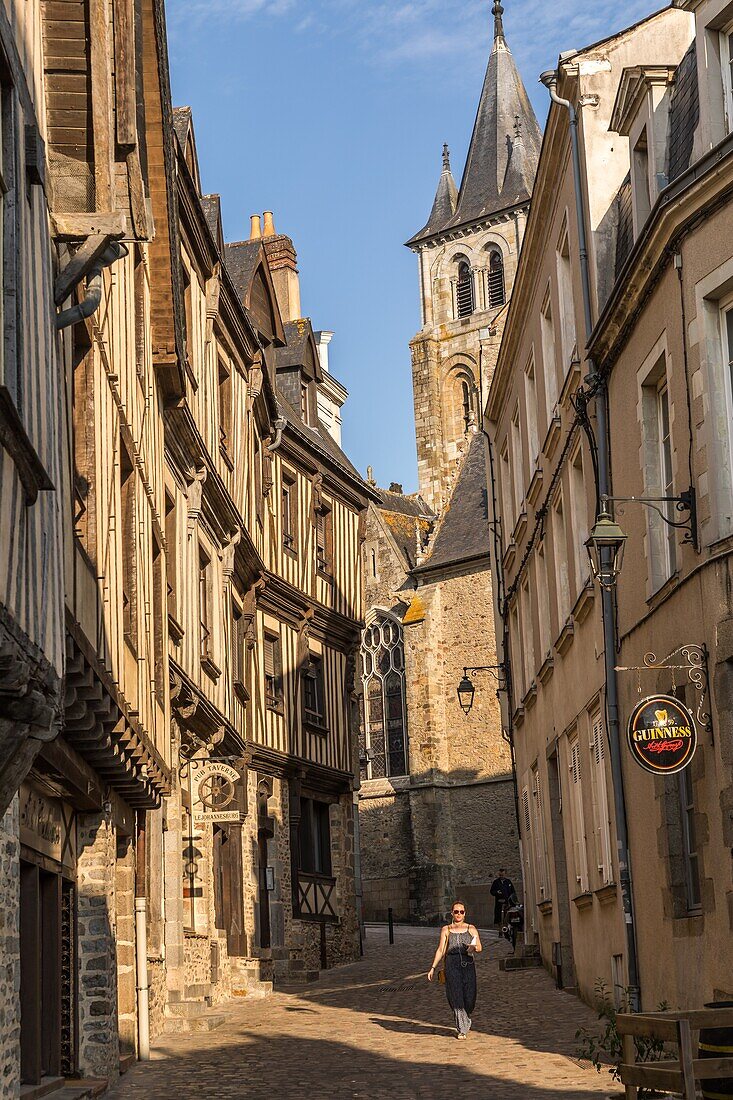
[231,980,273,999]
[184,983,213,1001]
[167,1000,210,1018]
[163,1011,227,1035]
[21,1079,107,1100]
[500,954,543,971]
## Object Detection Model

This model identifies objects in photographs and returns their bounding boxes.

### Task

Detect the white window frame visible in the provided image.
[551,491,571,629]
[531,764,551,900]
[556,223,577,371]
[639,347,676,592]
[536,545,552,663]
[500,441,515,535]
[569,446,590,597]
[524,351,540,469]
[521,784,537,930]
[510,405,524,521]
[541,288,558,420]
[720,22,733,134]
[520,578,535,694]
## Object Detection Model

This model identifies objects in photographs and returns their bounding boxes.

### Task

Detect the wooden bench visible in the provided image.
[618,1007,733,1099]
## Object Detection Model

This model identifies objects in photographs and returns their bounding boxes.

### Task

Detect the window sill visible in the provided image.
[646,569,680,610]
[502,541,517,572]
[572,891,593,911]
[512,510,528,546]
[234,681,250,705]
[542,413,562,461]
[572,579,595,624]
[527,465,544,507]
[538,653,555,685]
[317,568,333,582]
[512,705,525,728]
[168,612,185,645]
[554,617,575,656]
[283,542,298,559]
[266,701,284,716]
[303,717,329,737]
[537,898,553,916]
[595,882,617,906]
[522,682,538,711]
[559,356,581,409]
[201,654,222,681]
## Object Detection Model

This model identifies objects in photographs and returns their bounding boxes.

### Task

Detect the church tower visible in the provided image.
[406,1,542,514]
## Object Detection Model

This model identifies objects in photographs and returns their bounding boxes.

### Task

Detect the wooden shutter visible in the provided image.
[568,737,589,892]
[590,710,613,884]
[521,785,536,929]
[532,767,548,898]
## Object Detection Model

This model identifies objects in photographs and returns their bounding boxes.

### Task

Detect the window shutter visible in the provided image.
[264,636,275,678]
[591,710,613,884]
[568,738,588,891]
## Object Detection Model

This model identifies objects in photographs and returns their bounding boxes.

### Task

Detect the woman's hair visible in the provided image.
[450,899,467,912]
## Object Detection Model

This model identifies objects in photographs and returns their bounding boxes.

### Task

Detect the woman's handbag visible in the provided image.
[437,967,446,985]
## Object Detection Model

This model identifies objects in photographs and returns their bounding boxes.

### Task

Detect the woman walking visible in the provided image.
[427,901,482,1039]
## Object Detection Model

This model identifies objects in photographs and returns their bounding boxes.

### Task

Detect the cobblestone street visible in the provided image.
[110,927,620,1099]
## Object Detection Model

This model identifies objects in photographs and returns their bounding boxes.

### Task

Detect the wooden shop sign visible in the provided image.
[626,694,697,775]
[192,761,245,825]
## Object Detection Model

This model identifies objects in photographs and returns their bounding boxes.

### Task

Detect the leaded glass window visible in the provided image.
[360,613,408,780]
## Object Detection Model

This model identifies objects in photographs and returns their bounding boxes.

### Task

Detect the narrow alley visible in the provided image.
[109,927,617,1099]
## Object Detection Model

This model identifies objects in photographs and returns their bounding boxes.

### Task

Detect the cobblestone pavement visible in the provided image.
[110,926,622,1099]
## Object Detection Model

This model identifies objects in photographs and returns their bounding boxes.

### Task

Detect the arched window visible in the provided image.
[461,379,472,431]
[359,613,408,780]
[487,249,506,308]
[456,260,474,318]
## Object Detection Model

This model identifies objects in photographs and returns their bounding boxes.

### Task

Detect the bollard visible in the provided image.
[388,907,394,944]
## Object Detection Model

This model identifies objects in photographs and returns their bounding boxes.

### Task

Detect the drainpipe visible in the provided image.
[539,69,641,1009]
[135,812,150,1060]
[56,241,127,330]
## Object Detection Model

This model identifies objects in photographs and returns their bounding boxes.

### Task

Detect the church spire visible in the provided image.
[445,0,541,230]
[493,0,504,41]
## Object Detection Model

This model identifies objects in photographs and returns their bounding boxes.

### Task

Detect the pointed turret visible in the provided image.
[446,1,541,229]
[406,144,458,246]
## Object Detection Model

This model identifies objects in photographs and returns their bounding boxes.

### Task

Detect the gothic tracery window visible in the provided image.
[359,613,408,780]
[487,248,506,308]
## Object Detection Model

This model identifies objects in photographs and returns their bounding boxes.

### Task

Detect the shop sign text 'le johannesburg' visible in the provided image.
[626,694,697,775]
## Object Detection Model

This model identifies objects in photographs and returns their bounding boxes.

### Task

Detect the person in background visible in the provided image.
[427,900,482,1039]
[490,869,516,926]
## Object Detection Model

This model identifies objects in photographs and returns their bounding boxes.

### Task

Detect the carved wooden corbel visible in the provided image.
[204,266,221,348]
[221,529,241,580]
[186,467,207,537]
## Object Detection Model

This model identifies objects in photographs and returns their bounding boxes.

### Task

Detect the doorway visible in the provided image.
[20,861,76,1085]
[547,749,577,992]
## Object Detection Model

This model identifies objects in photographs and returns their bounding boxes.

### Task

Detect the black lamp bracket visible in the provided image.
[600,490,698,550]
[463,664,505,685]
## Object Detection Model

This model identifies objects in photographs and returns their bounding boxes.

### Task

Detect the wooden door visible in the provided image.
[20,863,63,1084]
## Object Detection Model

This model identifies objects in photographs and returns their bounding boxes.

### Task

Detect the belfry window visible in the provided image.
[360,613,408,780]
[487,249,506,308]
[456,261,474,318]
[461,379,472,431]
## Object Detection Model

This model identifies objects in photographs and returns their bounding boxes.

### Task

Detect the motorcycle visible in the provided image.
[501,901,524,953]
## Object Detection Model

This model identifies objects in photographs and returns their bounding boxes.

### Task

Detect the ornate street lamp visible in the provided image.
[457,672,476,715]
[456,665,505,715]
[585,510,628,591]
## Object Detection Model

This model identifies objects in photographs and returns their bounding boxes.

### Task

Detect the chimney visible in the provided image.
[315,331,334,374]
[249,214,262,240]
[261,212,301,323]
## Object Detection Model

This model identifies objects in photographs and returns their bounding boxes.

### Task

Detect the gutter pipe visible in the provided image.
[56,241,128,330]
[539,69,641,1009]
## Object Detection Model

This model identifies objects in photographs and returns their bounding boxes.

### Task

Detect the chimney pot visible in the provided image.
[262,211,276,237]
[249,214,262,240]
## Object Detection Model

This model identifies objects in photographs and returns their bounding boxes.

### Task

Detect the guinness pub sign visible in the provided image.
[626,693,697,775]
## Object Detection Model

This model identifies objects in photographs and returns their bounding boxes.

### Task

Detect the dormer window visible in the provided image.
[632,128,652,229]
[456,261,474,318]
[301,381,310,425]
[487,249,506,308]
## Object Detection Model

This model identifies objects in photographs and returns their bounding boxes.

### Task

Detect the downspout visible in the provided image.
[56,241,128,330]
[540,70,641,1008]
[135,811,150,1061]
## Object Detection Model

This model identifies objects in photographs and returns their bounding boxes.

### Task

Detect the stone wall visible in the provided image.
[147,958,166,1041]
[0,798,19,1100]
[183,934,211,990]
[76,813,119,1082]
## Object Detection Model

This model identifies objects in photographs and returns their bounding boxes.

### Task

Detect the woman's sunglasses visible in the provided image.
[452,908,465,914]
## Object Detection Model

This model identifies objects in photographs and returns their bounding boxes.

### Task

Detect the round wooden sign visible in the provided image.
[626,693,697,775]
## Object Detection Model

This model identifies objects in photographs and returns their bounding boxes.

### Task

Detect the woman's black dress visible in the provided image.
[445,929,477,1034]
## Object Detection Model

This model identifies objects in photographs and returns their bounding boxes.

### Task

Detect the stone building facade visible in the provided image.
[357,3,539,928]
[487,0,733,1012]
[0,5,369,1097]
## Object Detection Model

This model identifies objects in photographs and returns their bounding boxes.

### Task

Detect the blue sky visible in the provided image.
[166,0,658,493]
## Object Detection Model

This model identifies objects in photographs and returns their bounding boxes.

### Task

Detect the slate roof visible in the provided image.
[406,145,458,246]
[277,319,323,379]
[409,13,541,245]
[276,388,365,485]
[201,194,221,241]
[667,42,699,184]
[172,106,191,150]
[224,241,262,302]
[415,434,490,573]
